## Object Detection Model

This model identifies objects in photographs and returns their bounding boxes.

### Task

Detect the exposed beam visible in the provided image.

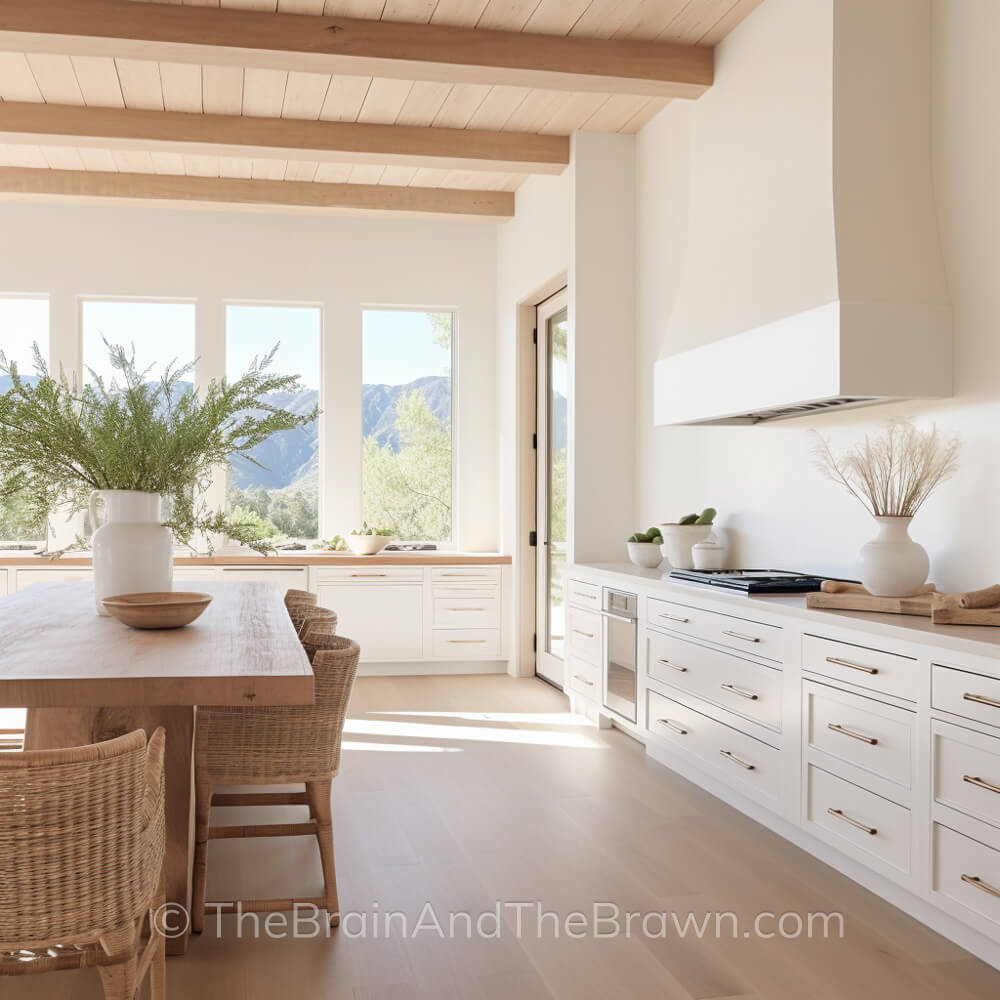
[0,0,714,99]
[0,167,514,222]
[0,102,568,175]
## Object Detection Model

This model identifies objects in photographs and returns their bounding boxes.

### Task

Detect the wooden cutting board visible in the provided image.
[806,589,934,617]
[931,603,1000,626]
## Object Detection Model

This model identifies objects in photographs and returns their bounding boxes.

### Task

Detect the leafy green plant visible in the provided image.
[351,521,393,537]
[0,341,318,555]
[628,526,663,544]
[316,534,348,551]
[665,507,717,526]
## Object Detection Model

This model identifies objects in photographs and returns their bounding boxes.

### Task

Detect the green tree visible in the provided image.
[228,504,279,543]
[363,388,451,540]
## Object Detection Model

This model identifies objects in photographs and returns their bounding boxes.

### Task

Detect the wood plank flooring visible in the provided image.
[12,674,1000,999]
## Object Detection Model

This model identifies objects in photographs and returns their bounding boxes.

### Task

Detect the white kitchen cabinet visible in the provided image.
[316,581,423,661]
[14,566,93,590]
[0,568,7,596]
[217,566,308,592]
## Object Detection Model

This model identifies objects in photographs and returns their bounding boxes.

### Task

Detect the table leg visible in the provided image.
[25,705,197,957]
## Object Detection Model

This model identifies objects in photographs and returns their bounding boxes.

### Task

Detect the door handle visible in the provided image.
[658,658,687,673]
[721,682,759,701]
[827,808,877,836]
[657,718,687,735]
[827,723,878,746]
[722,629,760,643]
[826,656,878,675]
[718,749,755,770]
[963,775,1000,795]
[964,692,1000,710]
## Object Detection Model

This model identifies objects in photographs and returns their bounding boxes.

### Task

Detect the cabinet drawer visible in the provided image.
[647,597,783,661]
[566,578,601,611]
[430,628,500,659]
[647,631,782,732]
[566,656,600,700]
[805,765,911,876]
[314,565,424,583]
[430,566,500,585]
[567,607,602,667]
[933,720,1000,830]
[432,596,499,628]
[803,634,918,702]
[647,690,782,807]
[219,567,309,592]
[15,568,92,589]
[933,824,1000,930]
[933,664,1000,729]
[804,681,913,789]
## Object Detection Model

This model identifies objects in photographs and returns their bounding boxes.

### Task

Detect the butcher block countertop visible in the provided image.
[0,551,512,567]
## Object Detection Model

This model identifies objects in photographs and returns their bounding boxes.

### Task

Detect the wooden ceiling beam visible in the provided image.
[0,102,568,175]
[0,167,514,222]
[0,0,713,99]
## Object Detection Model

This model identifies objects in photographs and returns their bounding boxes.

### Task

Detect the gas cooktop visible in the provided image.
[668,569,843,594]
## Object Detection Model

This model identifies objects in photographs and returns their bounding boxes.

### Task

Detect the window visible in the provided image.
[362,309,454,542]
[225,304,321,542]
[0,296,49,544]
[82,299,196,385]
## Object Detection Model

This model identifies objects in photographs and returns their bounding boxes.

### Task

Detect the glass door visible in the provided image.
[535,291,568,687]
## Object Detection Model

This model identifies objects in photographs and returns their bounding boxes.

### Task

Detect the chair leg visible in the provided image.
[97,956,138,1000]
[307,779,339,926]
[149,886,167,1000]
[192,779,213,933]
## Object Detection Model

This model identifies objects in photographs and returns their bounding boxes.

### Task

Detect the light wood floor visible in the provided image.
[14,674,1000,999]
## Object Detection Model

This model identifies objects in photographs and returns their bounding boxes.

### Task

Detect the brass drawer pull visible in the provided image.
[658,658,687,673]
[828,723,878,746]
[721,682,759,701]
[827,808,877,836]
[719,749,755,770]
[447,639,488,644]
[446,607,486,612]
[964,692,1000,710]
[963,775,1000,795]
[657,718,687,735]
[961,874,1000,899]
[351,573,389,578]
[722,629,761,643]
[573,674,595,687]
[573,628,595,639]
[659,613,690,623]
[826,655,878,675]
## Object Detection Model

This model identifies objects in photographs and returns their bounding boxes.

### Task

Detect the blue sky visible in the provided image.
[3,298,452,389]
[0,297,49,372]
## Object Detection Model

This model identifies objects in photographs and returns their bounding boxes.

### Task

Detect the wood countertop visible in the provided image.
[0,551,512,567]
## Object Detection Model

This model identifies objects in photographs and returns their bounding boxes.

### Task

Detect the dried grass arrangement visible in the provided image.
[813,418,961,518]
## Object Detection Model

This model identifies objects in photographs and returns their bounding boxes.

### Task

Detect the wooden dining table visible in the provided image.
[0,579,314,956]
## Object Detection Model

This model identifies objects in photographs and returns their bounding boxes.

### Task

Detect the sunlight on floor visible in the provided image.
[343,716,606,749]
[371,709,588,727]
[341,739,462,753]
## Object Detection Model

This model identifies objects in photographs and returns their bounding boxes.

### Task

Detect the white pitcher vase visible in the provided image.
[89,490,174,615]
[859,515,929,598]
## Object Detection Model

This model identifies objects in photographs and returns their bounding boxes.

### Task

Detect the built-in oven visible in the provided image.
[601,587,637,723]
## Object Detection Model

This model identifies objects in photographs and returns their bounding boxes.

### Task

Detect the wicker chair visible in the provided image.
[192,634,360,932]
[283,588,316,611]
[288,602,338,639]
[0,729,167,999]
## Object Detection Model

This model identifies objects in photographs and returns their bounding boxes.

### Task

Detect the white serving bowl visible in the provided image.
[345,534,391,556]
[659,524,712,569]
[627,541,664,568]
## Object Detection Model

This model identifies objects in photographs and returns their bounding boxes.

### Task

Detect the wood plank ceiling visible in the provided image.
[0,0,763,220]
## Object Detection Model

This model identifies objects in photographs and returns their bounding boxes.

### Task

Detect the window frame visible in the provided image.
[360,304,458,549]
[223,298,325,544]
[0,293,51,548]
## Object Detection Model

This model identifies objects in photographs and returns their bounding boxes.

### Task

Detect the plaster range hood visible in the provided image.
[653,0,953,427]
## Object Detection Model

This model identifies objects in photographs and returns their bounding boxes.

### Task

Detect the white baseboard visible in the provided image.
[645,739,1000,972]
[358,659,508,677]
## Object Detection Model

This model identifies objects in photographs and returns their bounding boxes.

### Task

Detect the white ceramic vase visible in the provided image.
[89,490,174,615]
[859,515,929,597]
[659,523,713,570]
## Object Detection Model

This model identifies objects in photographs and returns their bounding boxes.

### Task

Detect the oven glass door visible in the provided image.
[603,612,637,722]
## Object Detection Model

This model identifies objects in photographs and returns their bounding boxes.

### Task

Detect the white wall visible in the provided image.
[635,0,1000,590]
[0,200,499,550]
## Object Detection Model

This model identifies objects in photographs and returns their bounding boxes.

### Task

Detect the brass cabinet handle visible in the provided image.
[573,674,595,687]
[659,613,690,623]
[963,774,1000,795]
[572,589,598,600]
[964,692,1000,710]
[721,682,759,701]
[658,658,687,673]
[351,573,389,578]
[961,874,1000,899]
[447,639,488,644]
[573,628,595,639]
[445,606,486,611]
[719,749,755,770]
[722,629,761,643]
[828,723,878,746]
[826,655,878,675]
[827,808,877,836]
[657,718,687,735]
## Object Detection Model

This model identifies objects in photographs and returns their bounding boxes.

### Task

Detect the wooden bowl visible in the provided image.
[102,592,213,630]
